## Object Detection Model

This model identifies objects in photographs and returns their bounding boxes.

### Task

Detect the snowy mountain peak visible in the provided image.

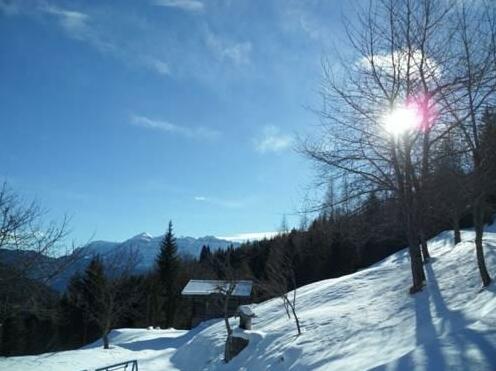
[48,234,241,291]
[199,235,227,242]
[127,232,153,242]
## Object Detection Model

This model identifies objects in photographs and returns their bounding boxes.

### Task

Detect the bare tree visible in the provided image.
[303,0,472,293]
[0,183,82,351]
[435,2,496,287]
[213,255,240,363]
[0,183,77,283]
[217,280,236,363]
[210,253,251,363]
[262,237,301,336]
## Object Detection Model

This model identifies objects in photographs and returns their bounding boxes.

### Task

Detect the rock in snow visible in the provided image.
[2,227,495,370]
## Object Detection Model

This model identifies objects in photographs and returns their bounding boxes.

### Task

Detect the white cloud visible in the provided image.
[142,56,171,76]
[131,115,177,132]
[152,0,204,12]
[206,31,252,66]
[278,4,329,43]
[358,49,441,81]
[254,125,293,153]
[5,2,173,77]
[42,5,172,78]
[39,3,116,54]
[131,115,221,140]
[298,14,322,40]
[193,195,244,209]
[41,5,91,41]
[217,231,279,242]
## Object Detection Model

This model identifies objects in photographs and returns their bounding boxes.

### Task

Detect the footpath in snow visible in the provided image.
[2,227,496,370]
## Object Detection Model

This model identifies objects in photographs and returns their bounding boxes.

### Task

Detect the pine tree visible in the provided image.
[63,272,92,347]
[199,245,212,264]
[156,220,180,328]
[83,257,106,301]
[81,256,112,348]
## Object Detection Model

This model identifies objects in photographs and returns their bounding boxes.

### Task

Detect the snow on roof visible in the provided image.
[237,305,255,317]
[181,279,253,297]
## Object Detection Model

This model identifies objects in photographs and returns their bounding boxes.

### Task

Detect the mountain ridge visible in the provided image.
[1,234,240,292]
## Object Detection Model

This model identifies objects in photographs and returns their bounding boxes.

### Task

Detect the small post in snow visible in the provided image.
[237,305,256,330]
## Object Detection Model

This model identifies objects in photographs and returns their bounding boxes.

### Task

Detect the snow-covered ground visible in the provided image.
[2,227,496,370]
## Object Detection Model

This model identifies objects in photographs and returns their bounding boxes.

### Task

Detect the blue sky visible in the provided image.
[0,0,346,242]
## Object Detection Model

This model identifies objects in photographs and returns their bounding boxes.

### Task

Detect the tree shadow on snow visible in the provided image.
[424,264,496,369]
[372,264,496,370]
[117,324,210,351]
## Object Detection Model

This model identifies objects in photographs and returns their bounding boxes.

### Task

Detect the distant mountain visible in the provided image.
[78,233,239,271]
[1,234,239,292]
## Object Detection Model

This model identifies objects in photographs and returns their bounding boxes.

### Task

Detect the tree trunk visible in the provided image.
[453,217,461,245]
[0,323,3,355]
[82,315,88,345]
[223,291,233,363]
[166,297,176,329]
[224,333,232,363]
[223,315,233,362]
[408,246,425,293]
[474,199,492,287]
[408,222,425,294]
[283,299,291,319]
[405,193,425,293]
[103,330,109,350]
[402,143,425,293]
[146,293,152,326]
[288,301,301,335]
[419,230,430,263]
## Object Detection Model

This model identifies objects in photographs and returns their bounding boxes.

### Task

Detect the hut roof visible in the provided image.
[181,279,253,297]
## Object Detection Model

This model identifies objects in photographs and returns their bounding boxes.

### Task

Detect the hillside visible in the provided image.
[2,226,495,370]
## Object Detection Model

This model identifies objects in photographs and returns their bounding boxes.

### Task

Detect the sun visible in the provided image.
[382,105,421,137]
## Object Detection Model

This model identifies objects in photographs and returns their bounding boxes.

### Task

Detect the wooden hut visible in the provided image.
[181,279,253,328]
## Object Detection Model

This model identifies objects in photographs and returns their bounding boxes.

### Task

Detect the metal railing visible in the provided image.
[92,360,138,371]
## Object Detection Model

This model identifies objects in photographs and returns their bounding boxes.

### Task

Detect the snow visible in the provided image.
[217,231,280,243]
[237,305,255,317]
[2,227,495,370]
[128,232,154,242]
[181,279,253,297]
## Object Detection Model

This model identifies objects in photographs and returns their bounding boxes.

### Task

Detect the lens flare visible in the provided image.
[383,105,421,136]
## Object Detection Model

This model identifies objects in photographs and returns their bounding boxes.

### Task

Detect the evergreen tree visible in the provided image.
[199,245,212,264]
[430,136,468,244]
[156,220,181,328]
[61,273,94,348]
[80,256,111,348]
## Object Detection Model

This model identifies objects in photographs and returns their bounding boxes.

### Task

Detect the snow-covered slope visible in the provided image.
[2,228,495,370]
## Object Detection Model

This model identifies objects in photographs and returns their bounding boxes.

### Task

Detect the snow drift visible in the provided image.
[2,227,495,370]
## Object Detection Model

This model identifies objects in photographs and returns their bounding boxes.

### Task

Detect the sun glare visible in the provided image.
[382,105,421,137]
